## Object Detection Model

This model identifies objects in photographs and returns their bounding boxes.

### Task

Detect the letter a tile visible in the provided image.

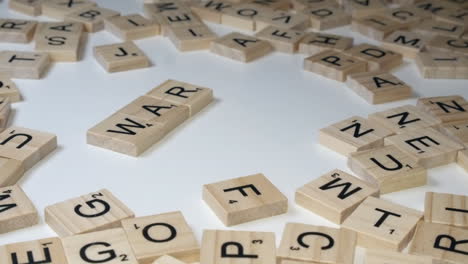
[203,173,288,226]
[210,32,273,62]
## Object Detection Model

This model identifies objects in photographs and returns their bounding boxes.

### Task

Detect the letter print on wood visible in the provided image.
[345,44,403,72]
[417,95,468,123]
[0,185,38,234]
[42,0,96,20]
[304,50,367,82]
[295,169,379,224]
[201,230,276,264]
[425,192,468,228]
[0,51,50,79]
[121,211,199,264]
[94,42,151,73]
[342,196,423,251]
[0,237,68,264]
[104,14,160,41]
[45,189,134,237]
[0,19,37,43]
[210,32,273,62]
[203,173,288,226]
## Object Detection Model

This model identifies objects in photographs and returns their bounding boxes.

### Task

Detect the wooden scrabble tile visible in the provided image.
[295,169,379,224]
[35,28,84,62]
[191,0,234,23]
[105,14,160,40]
[8,0,42,17]
[210,32,273,63]
[255,26,305,53]
[304,50,366,82]
[0,237,68,264]
[144,1,192,22]
[94,42,151,73]
[425,192,468,229]
[412,20,465,38]
[426,35,468,56]
[291,0,339,11]
[409,222,468,264]
[415,51,468,79]
[117,96,190,131]
[122,211,199,264]
[62,228,139,264]
[345,44,403,72]
[342,196,423,251]
[42,0,96,20]
[343,0,387,18]
[413,0,457,15]
[382,30,427,59]
[45,189,134,237]
[369,105,441,134]
[0,51,50,79]
[438,120,468,147]
[221,4,268,31]
[146,79,213,116]
[319,116,393,156]
[0,158,25,188]
[249,0,290,10]
[348,145,427,194]
[434,8,468,26]
[346,71,412,104]
[167,24,217,52]
[35,21,84,37]
[352,15,405,41]
[277,223,356,264]
[0,19,37,43]
[299,32,353,56]
[0,185,38,234]
[67,7,120,33]
[0,98,11,131]
[365,249,433,264]
[201,230,276,264]
[458,149,468,171]
[203,173,288,226]
[153,255,186,264]
[301,5,351,30]
[153,11,203,35]
[256,10,310,31]
[381,6,430,27]
[417,95,468,123]
[384,128,464,168]
[0,126,57,170]
[0,76,22,102]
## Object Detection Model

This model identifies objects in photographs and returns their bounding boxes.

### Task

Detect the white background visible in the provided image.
[1,1,468,263]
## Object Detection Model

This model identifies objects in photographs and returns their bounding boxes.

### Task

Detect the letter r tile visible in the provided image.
[203,173,288,226]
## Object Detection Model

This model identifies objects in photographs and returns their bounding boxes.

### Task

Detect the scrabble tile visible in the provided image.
[369,105,441,134]
[221,4,268,31]
[203,173,288,226]
[249,0,290,10]
[122,211,199,264]
[0,126,57,170]
[0,19,37,43]
[0,76,21,103]
[295,169,379,224]
[0,158,25,188]
[345,44,403,72]
[384,128,464,168]
[277,223,356,264]
[409,222,468,264]
[167,24,217,52]
[426,35,468,56]
[94,42,151,73]
[346,71,412,104]
[42,0,96,20]
[434,7,468,26]
[146,79,213,116]
[352,15,405,41]
[414,0,456,15]
[0,237,68,264]
[45,189,134,237]
[458,149,468,171]
[319,116,393,156]
[415,51,468,79]
[298,32,353,56]
[0,51,50,79]
[255,26,305,53]
[342,196,423,251]
[348,145,427,194]
[365,249,433,264]
[153,255,186,264]
[425,192,468,229]
[36,21,84,36]
[382,30,427,59]
[62,228,139,264]
[381,6,430,27]
[67,7,120,33]
[35,24,84,62]
[343,0,387,18]
[144,1,192,24]
[291,0,339,11]
[301,5,351,30]
[0,185,38,234]
[201,230,276,264]
[191,0,234,23]
[412,20,465,38]
[256,10,310,31]
[9,0,42,16]
[153,11,203,35]
[417,95,468,123]
[210,32,273,63]
[105,14,160,40]
[0,98,11,131]
[304,50,366,82]
[438,120,468,147]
